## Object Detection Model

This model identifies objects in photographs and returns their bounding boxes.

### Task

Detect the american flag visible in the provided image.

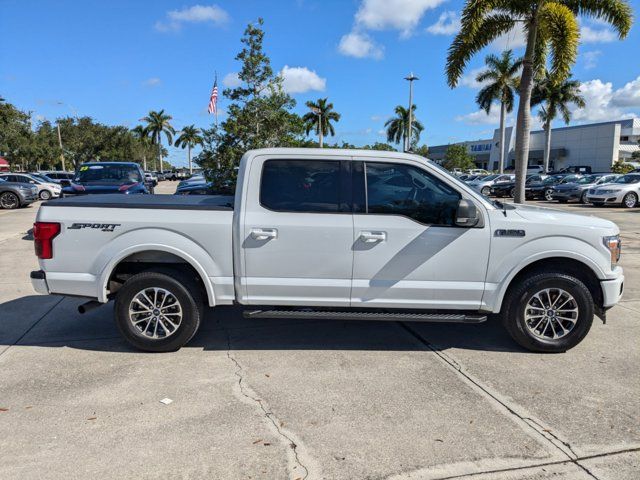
[207,76,218,114]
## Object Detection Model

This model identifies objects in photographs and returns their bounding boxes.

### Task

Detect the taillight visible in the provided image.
[33,222,61,259]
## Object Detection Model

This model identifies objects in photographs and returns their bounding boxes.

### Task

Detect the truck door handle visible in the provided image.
[360,231,386,243]
[250,228,278,240]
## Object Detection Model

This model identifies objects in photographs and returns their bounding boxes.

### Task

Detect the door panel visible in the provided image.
[351,160,490,309]
[241,157,354,306]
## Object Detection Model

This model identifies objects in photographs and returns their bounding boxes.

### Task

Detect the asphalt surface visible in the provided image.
[0,181,638,479]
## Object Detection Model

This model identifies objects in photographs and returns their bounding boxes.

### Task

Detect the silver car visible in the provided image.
[468,174,515,196]
[586,173,640,208]
[550,174,620,204]
[0,173,62,200]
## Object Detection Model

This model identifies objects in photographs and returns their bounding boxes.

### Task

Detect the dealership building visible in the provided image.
[429,118,640,172]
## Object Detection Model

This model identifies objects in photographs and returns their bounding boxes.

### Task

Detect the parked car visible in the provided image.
[176,174,206,191]
[553,165,593,174]
[144,171,158,187]
[467,168,490,175]
[0,173,62,200]
[0,176,38,209]
[30,148,624,354]
[550,174,620,203]
[468,174,515,196]
[62,162,150,196]
[490,174,545,197]
[526,174,582,201]
[175,180,235,197]
[165,170,190,181]
[39,171,75,186]
[585,173,640,208]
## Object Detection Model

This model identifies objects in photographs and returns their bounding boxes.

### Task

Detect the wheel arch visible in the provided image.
[99,244,216,306]
[493,256,604,314]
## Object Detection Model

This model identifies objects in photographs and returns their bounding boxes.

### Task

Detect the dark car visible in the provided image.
[40,171,75,186]
[175,181,234,197]
[63,162,150,196]
[490,174,545,197]
[0,176,39,209]
[526,174,582,201]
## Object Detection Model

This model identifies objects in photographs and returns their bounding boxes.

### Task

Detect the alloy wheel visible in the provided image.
[623,193,637,208]
[40,190,52,200]
[0,192,19,209]
[544,189,553,201]
[524,288,579,340]
[128,287,183,339]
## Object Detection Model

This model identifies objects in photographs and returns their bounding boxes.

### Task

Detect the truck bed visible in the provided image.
[44,194,235,210]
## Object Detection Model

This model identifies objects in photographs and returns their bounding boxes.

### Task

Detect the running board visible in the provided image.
[243,309,487,324]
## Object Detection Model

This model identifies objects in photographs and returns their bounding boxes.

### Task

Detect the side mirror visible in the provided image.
[455,199,479,227]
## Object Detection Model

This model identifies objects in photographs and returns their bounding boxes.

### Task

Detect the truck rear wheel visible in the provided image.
[114,270,203,352]
[501,272,594,352]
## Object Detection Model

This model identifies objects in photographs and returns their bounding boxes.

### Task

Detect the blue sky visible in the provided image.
[1,0,639,167]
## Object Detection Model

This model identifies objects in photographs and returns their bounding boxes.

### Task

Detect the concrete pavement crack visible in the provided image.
[398,322,601,480]
[225,330,310,480]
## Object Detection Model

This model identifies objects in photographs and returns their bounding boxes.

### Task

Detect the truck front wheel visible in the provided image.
[501,272,594,353]
[114,270,203,352]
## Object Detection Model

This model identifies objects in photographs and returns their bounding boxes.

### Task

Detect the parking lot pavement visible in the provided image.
[0,199,638,479]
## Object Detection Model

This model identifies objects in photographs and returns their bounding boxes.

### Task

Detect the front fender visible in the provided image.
[484,235,609,313]
[94,228,219,306]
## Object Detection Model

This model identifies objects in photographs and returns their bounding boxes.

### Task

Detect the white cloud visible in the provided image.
[426,11,460,35]
[611,76,640,108]
[155,4,229,32]
[580,21,616,43]
[338,31,384,59]
[355,0,446,37]
[455,106,504,125]
[570,78,640,122]
[491,24,527,50]
[459,67,490,89]
[280,66,326,94]
[222,72,241,88]
[143,77,161,87]
[582,50,602,70]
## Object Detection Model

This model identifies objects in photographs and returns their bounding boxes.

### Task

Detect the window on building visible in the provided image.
[260,160,341,213]
[361,162,460,226]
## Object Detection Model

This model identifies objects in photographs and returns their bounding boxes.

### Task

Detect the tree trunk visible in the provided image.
[143,156,147,171]
[499,101,506,173]
[543,120,551,173]
[158,134,163,174]
[513,12,541,204]
[318,115,323,148]
[188,145,192,174]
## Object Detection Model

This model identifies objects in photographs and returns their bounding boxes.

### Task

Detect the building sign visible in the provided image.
[470,143,492,152]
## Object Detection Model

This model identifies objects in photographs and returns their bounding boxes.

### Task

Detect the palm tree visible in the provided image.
[476,50,522,173]
[385,105,424,150]
[174,125,204,174]
[446,0,632,203]
[302,98,341,148]
[532,72,585,173]
[141,110,175,173]
[131,125,149,171]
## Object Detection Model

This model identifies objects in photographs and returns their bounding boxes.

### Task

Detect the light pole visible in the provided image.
[404,73,419,152]
[56,122,66,172]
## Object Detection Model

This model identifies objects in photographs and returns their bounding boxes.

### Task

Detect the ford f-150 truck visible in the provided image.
[30,149,624,353]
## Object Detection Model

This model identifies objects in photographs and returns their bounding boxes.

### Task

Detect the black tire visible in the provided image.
[509,187,516,198]
[481,186,491,196]
[500,272,594,353]
[622,192,637,208]
[39,190,52,200]
[580,191,587,204]
[0,192,20,209]
[114,270,203,352]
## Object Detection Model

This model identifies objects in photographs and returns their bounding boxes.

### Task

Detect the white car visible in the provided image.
[468,174,515,196]
[31,148,623,353]
[467,168,490,175]
[0,173,62,200]
[586,173,640,208]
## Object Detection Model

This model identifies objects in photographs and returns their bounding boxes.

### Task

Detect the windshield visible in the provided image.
[31,173,53,183]
[478,174,499,181]
[614,174,640,184]
[575,175,597,184]
[75,164,142,183]
[542,175,563,184]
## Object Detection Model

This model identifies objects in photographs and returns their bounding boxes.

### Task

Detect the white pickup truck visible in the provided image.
[31,149,624,353]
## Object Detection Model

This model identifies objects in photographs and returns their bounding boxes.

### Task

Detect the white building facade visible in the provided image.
[429,118,640,172]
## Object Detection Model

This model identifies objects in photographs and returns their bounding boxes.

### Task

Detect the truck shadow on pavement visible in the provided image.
[0,296,527,354]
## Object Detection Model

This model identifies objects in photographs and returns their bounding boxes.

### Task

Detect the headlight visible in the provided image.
[603,235,621,267]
